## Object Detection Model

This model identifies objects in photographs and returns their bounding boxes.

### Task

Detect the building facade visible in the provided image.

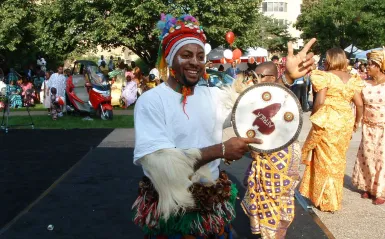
[261,0,304,49]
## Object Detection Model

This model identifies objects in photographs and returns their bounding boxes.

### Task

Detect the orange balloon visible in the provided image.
[225,31,235,45]
[220,58,226,64]
[235,59,241,64]
[232,49,242,59]
[226,58,234,63]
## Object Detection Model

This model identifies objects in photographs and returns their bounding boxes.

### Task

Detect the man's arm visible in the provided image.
[194,137,263,171]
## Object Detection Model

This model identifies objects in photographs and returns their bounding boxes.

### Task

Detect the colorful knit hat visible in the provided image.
[156,14,207,119]
[156,14,207,76]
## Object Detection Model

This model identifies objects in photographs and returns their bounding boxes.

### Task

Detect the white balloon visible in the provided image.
[223,49,233,59]
[204,43,212,55]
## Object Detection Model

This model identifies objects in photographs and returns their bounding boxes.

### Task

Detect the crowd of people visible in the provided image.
[130,13,385,239]
[0,55,163,120]
[0,12,383,239]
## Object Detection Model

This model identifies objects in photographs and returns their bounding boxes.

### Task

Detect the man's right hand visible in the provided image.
[223,137,263,161]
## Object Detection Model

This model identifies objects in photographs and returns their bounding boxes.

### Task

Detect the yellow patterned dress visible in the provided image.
[299,70,364,212]
[242,142,301,239]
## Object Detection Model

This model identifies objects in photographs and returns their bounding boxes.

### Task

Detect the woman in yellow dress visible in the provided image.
[299,48,364,212]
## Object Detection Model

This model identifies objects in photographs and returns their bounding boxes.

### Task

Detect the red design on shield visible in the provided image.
[252,103,281,135]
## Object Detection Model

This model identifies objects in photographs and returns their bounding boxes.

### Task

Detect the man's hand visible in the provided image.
[286,38,317,79]
[223,137,263,161]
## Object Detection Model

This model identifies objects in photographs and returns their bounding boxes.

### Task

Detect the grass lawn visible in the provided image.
[10,104,136,111]
[3,115,134,129]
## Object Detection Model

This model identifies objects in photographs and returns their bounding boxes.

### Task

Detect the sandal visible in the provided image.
[361,192,371,199]
[373,198,385,205]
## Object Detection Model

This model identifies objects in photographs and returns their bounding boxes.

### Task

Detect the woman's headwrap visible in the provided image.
[367,48,385,72]
[125,71,134,79]
[156,14,207,80]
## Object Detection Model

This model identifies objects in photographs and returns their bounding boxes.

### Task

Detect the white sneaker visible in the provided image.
[58,112,63,117]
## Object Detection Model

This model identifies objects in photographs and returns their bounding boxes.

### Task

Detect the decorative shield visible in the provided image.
[231,83,303,153]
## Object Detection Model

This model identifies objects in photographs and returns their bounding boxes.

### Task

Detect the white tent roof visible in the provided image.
[207,46,268,61]
[243,47,268,57]
[344,44,363,54]
[355,47,383,59]
[207,46,227,61]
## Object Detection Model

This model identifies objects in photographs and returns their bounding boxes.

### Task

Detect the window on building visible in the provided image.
[262,2,288,12]
[274,2,279,11]
[278,2,284,12]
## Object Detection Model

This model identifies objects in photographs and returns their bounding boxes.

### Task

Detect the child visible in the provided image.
[50,87,62,120]
[42,71,52,115]
[121,71,137,108]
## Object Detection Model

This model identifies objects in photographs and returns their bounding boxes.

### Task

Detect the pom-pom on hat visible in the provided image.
[156,14,207,76]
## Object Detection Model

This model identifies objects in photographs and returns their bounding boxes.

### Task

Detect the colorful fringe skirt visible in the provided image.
[132,171,237,238]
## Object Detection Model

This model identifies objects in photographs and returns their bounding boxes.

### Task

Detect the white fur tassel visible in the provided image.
[139,148,213,220]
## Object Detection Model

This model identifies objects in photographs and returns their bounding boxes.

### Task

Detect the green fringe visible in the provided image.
[133,183,238,236]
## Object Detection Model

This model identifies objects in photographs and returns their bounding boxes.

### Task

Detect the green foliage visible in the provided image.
[34,0,268,66]
[260,16,296,53]
[296,0,385,54]
[0,0,38,70]
[0,0,34,51]
[1,0,294,70]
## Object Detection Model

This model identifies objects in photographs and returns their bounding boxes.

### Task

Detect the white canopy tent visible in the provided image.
[355,47,383,59]
[243,47,268,57]
[344,44,363,54]
[207,46,268,71]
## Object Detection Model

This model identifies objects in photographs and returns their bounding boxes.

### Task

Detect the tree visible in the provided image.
[260,16,296,53]
[296,0,385,55]
[0,0,37,69]
[35,0,267,66]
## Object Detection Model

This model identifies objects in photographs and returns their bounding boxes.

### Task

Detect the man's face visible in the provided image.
[172,43,205,86]
[57,67,64,74]
[254,67,276,83]
[232,62,236,68]
[209,63,213,68]
[272,59,279,65]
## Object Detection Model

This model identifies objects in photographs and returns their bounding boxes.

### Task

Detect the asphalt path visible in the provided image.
[1,146,327,239]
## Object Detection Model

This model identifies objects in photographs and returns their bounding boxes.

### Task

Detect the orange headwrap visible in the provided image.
[367,48,385,72]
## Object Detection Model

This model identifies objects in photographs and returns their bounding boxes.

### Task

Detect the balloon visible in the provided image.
[204,43,212,55]
[235,59,241,64]
[220,58,226,64]
[232,49,242,59]
[226,59,234,64]
[223,49,233,59]
[225,31,235,45]
[248,57,255,64]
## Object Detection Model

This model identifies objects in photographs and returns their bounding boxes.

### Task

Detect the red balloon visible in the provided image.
[225,31,235,45]
[232,49,242,60]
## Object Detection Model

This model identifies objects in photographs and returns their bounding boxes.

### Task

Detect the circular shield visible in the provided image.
[231,83,303,153]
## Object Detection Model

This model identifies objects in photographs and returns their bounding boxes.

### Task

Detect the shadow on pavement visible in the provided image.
[2,147,328,239]
[0,129,113,230]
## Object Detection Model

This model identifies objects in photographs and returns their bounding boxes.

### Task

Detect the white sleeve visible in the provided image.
[133,92,175,164]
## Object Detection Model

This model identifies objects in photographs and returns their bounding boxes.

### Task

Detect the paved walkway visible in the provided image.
[98,112,385,239]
